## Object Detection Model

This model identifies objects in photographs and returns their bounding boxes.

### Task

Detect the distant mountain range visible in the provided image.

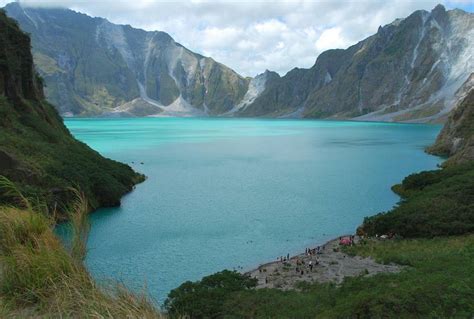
[4,3,474,122]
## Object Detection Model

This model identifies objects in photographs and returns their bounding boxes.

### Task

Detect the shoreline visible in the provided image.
[245,235,401,290]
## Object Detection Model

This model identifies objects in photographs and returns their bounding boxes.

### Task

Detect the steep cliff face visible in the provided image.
[0,9,46,107]
[0,10,144,215]
[427,74,474,165]
[240,5,473,122]
[5,3,249,117]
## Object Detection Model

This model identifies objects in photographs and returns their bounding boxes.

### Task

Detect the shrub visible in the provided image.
[165,270,257,318]
[361,161,474,238]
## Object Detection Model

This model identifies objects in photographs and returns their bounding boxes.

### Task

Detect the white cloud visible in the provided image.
[1,0,467,77]
[201,27,243,49]
[255,19,288,35]
[315,27,347,52]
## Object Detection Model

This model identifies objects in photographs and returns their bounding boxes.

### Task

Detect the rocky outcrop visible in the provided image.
[102,98,162,118]
[0,10,144,215]
[240,5,473,122]
[4,2,249,116]
[427,73,474,165]
[223,70,280,115]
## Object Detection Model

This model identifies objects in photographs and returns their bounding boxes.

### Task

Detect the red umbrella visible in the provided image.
[339,238,351,245]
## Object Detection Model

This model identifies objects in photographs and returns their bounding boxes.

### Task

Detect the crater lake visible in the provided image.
[61,118,442,302]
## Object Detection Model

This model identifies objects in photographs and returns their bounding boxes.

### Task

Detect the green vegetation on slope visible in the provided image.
[0,10,144,216]
[360,161,474,238]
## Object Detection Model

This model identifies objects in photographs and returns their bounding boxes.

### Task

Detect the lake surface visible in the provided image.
[62,118,441,303]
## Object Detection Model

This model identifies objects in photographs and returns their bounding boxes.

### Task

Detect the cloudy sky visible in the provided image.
[1,0,473,76]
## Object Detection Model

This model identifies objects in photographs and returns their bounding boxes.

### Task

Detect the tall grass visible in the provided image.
[0,176,163,318]
[0,176,32,211]
[68,188,90,262]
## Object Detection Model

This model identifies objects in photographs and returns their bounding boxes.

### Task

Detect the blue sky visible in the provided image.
[1,0,472,76]
[445,0,474,12]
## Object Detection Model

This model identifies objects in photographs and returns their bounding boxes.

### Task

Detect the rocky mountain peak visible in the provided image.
[432,4,447,15]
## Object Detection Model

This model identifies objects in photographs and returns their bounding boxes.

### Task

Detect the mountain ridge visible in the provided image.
[4,2,249,117]
[240,4,473,122]
[4,3,474,122]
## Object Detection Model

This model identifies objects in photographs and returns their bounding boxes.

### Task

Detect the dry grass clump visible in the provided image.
[0,176,163,318]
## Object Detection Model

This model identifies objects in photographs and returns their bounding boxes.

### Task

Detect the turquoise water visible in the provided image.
[62,118,442,303]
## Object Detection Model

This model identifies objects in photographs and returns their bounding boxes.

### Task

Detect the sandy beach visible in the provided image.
[247,235,402,290]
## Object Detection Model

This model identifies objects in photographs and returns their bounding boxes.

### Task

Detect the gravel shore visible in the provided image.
[247,235,402,290]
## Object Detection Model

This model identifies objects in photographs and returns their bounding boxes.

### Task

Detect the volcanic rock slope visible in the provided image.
[4,2,250,117]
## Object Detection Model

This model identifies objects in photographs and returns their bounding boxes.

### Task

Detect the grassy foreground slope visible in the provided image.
[0,184,162,318]
[0,9,144,216]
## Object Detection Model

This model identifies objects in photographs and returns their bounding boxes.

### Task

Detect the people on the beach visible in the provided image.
[253,235,373,289]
